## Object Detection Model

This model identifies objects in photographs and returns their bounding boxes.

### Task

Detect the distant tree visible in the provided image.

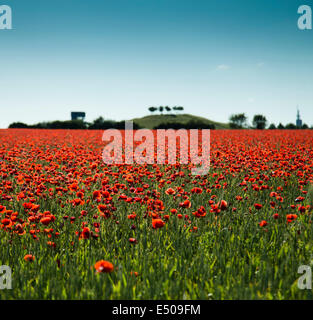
[285,123,297,129]
[31,122,49,129]
[148,106,157,114]
[268,123,276,129]
[154,120,215,130]
[10,120,87,129]
[49,120,87,129]
[302,123,309,129]
[277,123,285,129]
[165,106,171,113]
[9,118,142,130]
[88,117,142,130]
[8,122,29,128]
[159,106,164,115]
[172,106,184,114]
[229,113,248,129]
[88,117,105,129]
[115,121,142,130]
[93,116,105,125]
[252,114,267,129]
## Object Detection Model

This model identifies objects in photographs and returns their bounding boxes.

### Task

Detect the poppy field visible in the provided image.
[1,129,313,299]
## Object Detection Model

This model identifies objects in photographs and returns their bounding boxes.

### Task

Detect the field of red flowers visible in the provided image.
[1,129,313,299]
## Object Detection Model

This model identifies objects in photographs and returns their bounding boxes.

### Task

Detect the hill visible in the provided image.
[132,114,229,129]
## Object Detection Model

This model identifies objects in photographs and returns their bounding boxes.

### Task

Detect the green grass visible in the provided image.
[0,168,312,300]
[132,113,229,129]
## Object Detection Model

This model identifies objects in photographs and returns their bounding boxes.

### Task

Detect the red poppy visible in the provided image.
[0,205,6,214]
[92,190,101,200]
[259,220,267,227]
[94,260,114,273]
[165,188,175,195]
[40,217,52,226]
[127,213,136,219]
[179,200,191,208]
[97,204,107,213]
[24,254,35,262]
[80,227,91,239]
[152,219,165,229]
[286,214,298,222]
[1,218,11,226]
[220,200,228,211]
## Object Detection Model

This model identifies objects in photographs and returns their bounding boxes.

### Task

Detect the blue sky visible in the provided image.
[0,0,312,128]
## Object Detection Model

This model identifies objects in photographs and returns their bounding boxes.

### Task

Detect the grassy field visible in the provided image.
[132,113,229,129]
[0,129,313,299]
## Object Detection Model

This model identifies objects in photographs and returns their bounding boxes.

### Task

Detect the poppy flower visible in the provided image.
[94,260,114,273]
[47,241,56,248]
[0,205,6,214]
[23,202,33,210]
[165,188,175,195]
[128,213,137,219]
[24,254,35,262]
[179,200,191,208]
[40,217,52,226]
[287,214,298,222]
[259,220,267,227]
[1,218,11,226]
[97,204,107,213]
[152,219,165,229]
[69,183,79,191]
[103,191,111,199]
[220,200,228,211]
[93,190,101,200]
[191,187,203,194]
[80,227,91,239]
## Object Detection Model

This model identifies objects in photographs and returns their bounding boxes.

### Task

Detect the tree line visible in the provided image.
[8,118,142,130]
[8,112,310,130]
[8,117,215,130]
[229,113,310,129]
[148,106,184,115]
[154,120,215,130]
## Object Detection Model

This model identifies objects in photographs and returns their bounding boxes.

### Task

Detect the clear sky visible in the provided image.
[0,0,312,128]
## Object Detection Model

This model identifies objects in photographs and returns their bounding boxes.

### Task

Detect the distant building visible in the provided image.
[71,112,86,121]
[296,109,302,128]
